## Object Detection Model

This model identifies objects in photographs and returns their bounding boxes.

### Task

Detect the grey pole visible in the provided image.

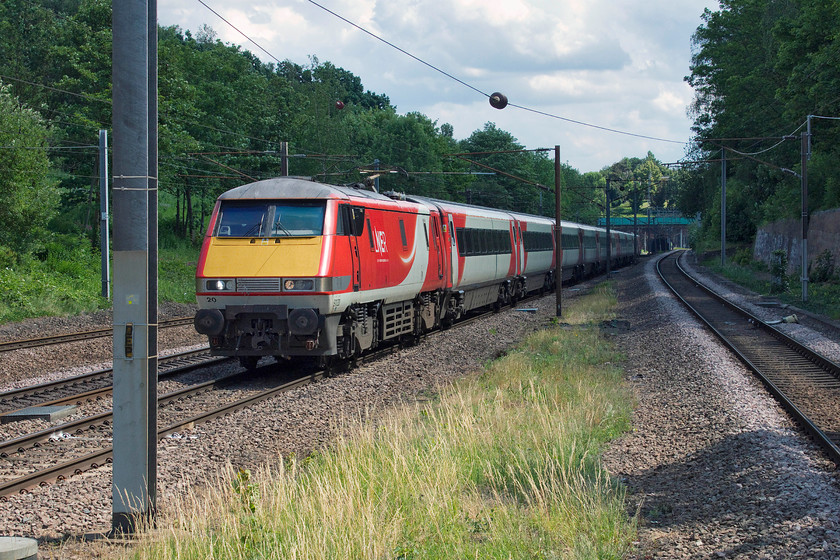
[633,187,638,258]
[280,141,289,176]
[554,145,562,317]
[146,0,159,521]
[112,0,158,534]
[801,131,809,302]
[721,148,727,266]
[605,179,611,275]
[99,130,110,300]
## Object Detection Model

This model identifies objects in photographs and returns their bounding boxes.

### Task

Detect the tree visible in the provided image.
[0,83,59,255]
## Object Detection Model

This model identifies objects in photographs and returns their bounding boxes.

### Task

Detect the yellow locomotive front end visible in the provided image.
[193,178,349,368]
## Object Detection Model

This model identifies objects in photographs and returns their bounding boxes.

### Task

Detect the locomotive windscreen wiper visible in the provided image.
[242,219,264,237]
[272,219,292,236]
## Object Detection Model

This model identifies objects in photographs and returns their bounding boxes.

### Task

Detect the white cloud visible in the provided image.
[157,0,718,171]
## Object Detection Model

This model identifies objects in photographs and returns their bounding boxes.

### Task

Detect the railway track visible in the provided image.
[0,317,194,353]
[0,348,222,416]
[0,364,313,498]
[0,293,550,499]
[657,250,840,464]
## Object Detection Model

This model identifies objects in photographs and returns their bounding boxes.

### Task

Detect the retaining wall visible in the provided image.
[754,208,840,273]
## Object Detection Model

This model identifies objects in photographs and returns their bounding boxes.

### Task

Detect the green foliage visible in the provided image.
[770,249,789,295]
[0,83,59,254]
[0,238,199,322]
[232,468,259,515]
[685,1,840,248]
[732,246,754,266]
[0,235,109,322]
[159,246,201,304]
[704,252,840,319]
[0,245,17,268]
[810,249,836,283]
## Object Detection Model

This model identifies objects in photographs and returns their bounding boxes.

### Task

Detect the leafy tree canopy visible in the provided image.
[0,83,59,255]
[685,0,840,245]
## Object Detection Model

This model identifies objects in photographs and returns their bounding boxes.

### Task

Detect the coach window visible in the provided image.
[399,219,408,247]
[456,228,466,256]
[423,222,429,248]
[367,218,374,250]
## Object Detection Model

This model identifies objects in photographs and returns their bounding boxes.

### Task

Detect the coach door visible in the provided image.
[431,213,444,279]
[513,220,524,275]
[343,205,365,291]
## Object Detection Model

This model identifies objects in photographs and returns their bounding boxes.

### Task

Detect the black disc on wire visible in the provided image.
[489,92,508,109]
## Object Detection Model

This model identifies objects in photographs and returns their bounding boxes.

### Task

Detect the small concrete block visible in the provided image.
[0,536,38,560]
[1,405,76,424]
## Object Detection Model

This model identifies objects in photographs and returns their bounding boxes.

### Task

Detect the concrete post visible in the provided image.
[111,0,158,534]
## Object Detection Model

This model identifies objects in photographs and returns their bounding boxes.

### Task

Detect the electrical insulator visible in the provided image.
[489,92,508,109]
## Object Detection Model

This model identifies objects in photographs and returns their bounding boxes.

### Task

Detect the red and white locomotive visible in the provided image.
[193,176,634,368]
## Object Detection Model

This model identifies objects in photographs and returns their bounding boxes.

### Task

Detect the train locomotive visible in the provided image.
[193,176,634,369]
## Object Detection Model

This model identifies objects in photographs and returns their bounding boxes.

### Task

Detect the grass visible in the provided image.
[0,241,200,323]
[701,257,840,320]
[125,283,636,559]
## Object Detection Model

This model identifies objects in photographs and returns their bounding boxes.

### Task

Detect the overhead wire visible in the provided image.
[193,0,688,146]
[300,0,685,145]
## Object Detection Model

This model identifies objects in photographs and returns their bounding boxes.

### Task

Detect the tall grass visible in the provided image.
[129,284,635,559]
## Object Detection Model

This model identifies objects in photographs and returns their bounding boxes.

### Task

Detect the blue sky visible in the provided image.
[158,0,720,172]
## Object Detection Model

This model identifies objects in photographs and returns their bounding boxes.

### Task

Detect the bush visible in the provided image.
[770,249,789,294]
[0,245,18,268]
[810,250,836,283]
[732,246,753,266]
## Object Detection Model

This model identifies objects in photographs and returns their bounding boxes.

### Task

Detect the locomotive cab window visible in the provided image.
[338,205,365,237]
[215,201,325,238]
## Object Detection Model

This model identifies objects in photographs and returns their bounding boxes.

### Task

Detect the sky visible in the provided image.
[157,0,721,173]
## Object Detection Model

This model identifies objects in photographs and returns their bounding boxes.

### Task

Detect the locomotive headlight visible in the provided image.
[283,278,316,291]
[205,279,234,291]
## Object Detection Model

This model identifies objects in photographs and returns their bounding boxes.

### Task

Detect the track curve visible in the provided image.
[657,250,840,464]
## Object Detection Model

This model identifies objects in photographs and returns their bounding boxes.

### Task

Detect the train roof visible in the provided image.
[405,195,515,220]
[217,180,624,237]
[217,177,399,204]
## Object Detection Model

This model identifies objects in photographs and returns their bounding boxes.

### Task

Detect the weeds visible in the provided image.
[129,284,636,560]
